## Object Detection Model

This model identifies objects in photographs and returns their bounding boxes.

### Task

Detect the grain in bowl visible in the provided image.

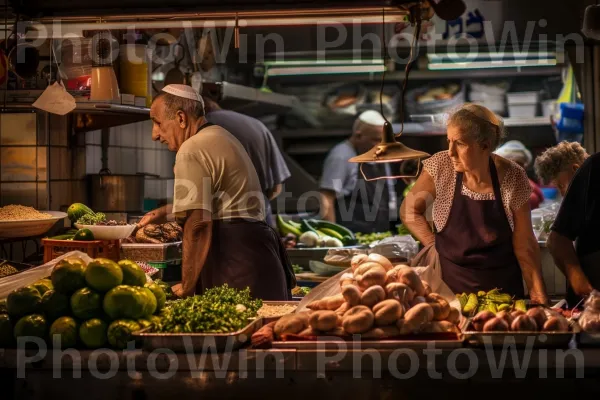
[0,205,52,221]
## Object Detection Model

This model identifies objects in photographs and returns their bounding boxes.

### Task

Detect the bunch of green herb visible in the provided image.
[292,264,303,274]
[76,212,106,225]
[155,284,262,333]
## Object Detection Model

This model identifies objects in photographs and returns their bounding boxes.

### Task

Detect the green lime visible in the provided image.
[118,260,146,287]
[107,319,141,349]
[79,318,108,348]
[39,290,70,323]
[7,286,42,318]
[14,314,47,339]
[103,285,146,320]
[0,314,14,346]
[85,258,123,292]
[74,228,94,241]
[51,257,87,294]
[49,316,78,348]
[70,287,102,320]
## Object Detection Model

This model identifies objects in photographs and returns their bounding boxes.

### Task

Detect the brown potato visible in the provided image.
[335,302,351,316]
[526,307,547,330]
[510,315,538,331]
[339,273,356,288]
[351,254,369,271]
[298,327,319,337]
[446,307,461,325]
[385,266,403,285]
[410,296,427,307]
[543,316,569,332]
[472,310,496,331]
[483,317,509,332]
[309,310,340,332]
[306,294,345,311]
[510,309,526,319]
[362,325,401,339]
[274,312,310,338]
[354,261,384,277]
[357,265,387,290]
[496,310,514,327]
[360,285,386,308]
[341,284,362,307]
[400,303,434,334]
[421,280,432,295]
[373,299,404,326]
[342,305,375,334]
[422,321,459,333]
[398,268,426,297]
[367,254,393,271]
[386,282,414,303]
[426,293,450,321]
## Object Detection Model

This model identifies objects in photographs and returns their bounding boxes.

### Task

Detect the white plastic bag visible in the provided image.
[0,251,92,299]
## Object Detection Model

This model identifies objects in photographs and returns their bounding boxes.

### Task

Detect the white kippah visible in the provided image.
[162,84,205,109]
[357,110,386,126]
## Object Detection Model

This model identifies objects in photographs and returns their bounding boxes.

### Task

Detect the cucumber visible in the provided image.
[307,219,356,243]
[49,234,75,240]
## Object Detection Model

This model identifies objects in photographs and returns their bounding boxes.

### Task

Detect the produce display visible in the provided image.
[467,307,571,332]
[152,285,262,334]
[268,253,461,340]
[456,289,527,316]
[0,256,166,349]
[0,205,52,221]
[124,222,183,244]
[0,263,19,279]
[67,203,128,226]
[355,232,392,245]
[291,286,311,297]
[277,216,356,249]
[258,303,297,319]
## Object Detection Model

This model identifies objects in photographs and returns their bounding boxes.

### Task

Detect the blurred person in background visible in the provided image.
[494,140,544,210]
[534,141,589,197]
[319,110,397,233]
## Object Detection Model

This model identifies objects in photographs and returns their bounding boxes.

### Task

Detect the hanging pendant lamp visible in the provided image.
[349,5,430,179]
[90,31,120,101]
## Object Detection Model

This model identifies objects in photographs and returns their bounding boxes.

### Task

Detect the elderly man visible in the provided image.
[139,84,294,300]
[534,141,597,306]
[319,110,397,233]
[203,96,291,228]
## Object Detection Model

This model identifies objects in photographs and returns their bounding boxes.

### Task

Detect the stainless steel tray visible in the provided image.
[133,318,263,352]
[272,333,465,350]
[462,321,579,348]
[258,301,299,324]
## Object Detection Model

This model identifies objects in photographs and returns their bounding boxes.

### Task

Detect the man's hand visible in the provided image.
[137,210,159,230]
[136,204,172,230]
[171,283,185,298]
[529,291,549,306]
[571,274,594,297]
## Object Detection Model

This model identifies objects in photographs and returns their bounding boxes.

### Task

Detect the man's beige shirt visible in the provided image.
[172,125,265,221]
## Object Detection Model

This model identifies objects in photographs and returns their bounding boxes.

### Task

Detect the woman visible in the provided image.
[400,104,548,303]
[494,140,544,210]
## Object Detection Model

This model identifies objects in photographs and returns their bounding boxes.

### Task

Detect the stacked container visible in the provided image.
[507,91,540,118]
[469,82,508,116]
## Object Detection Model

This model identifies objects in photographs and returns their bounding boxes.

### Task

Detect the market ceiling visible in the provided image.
[9,0,417,18]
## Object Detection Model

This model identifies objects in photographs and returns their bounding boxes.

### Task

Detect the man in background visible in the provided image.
[203,96,291,227]
[319,110,397,233]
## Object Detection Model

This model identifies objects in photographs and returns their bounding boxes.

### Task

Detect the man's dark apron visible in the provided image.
[335,162,391,233]
[196,219,295,301]
[189,122,295,300]
[435,158,525,297]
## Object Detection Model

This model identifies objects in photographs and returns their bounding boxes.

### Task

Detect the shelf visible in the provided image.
[503,117,552,127]
[268,66,563,83]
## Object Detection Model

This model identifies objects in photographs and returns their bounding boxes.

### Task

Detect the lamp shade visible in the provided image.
[349,122,430,163]
[90,66,120,101]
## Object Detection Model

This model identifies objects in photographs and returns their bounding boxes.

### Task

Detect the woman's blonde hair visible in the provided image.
[447,103,506,150]
[534,141,589,184]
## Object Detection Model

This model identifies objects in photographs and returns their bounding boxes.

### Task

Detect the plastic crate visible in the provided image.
[42,239,121,263]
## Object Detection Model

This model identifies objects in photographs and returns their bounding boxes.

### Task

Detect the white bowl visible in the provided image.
[0,211,67,239]
[74,223,136,240]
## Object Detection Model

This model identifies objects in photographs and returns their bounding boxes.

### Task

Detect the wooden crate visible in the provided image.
[42,239,121,263]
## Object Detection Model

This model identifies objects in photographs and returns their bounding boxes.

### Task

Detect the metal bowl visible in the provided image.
[0,211,67,239]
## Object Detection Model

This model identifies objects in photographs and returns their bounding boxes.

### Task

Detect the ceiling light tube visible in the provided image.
[428,59,557,70]
[268,64,385,76]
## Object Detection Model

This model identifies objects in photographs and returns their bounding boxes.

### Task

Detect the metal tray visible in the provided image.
[133,317,263,353]
[462,321,579,348]
[272,333,465,350]
[258,301,299,324]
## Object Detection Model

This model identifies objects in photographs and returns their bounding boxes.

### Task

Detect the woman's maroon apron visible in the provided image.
[189,123,295,301]
[435,158,525,297]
